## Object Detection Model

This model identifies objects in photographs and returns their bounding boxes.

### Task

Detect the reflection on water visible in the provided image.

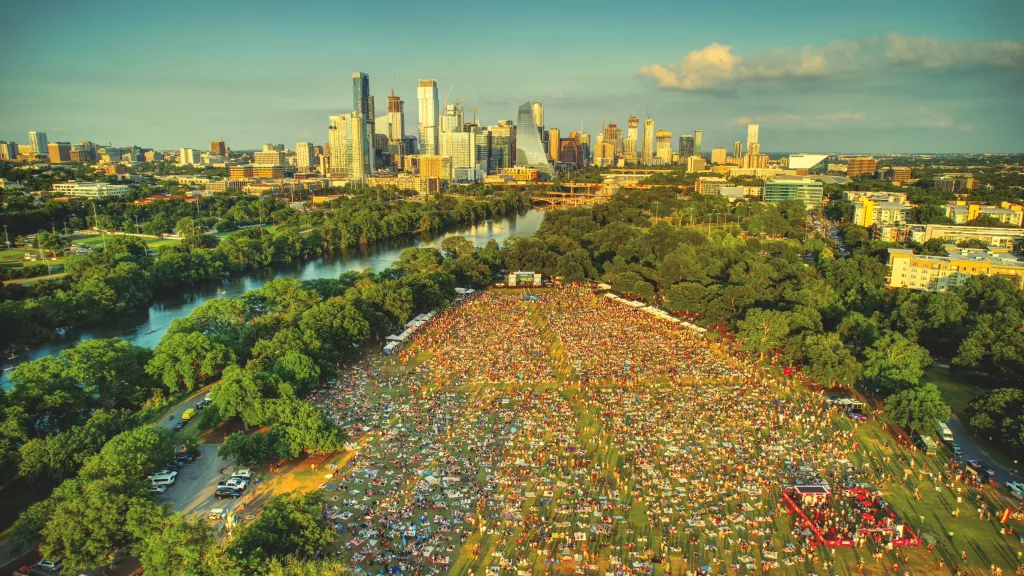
[2,210,545,388]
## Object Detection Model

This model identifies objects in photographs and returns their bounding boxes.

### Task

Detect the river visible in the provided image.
[1,209,545,388]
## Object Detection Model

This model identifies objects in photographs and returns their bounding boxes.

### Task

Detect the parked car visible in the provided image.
[218,478,248,491]
[149,472,177,486]
[37,560,63,571]
[950,443,963,458]
[12,566,32,576]
[172,421,186,432]
[967,460,984,472]
[214,487,243,499]
[847,411,867,422]
[174,452,196,463]
[232,468,253,479]
[164,461,182,472]
[1006,481,1024,499]
[148,484,168,494]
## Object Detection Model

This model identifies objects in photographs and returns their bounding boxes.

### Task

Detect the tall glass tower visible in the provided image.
[515,102,552,178]
[352,72,374,172]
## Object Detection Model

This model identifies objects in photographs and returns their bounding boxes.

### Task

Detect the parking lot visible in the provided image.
[156,444,237,518]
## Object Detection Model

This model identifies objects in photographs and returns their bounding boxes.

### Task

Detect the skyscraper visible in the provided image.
[694,129,703,157]
[417,80,439,156]
[733,141,742,159]
[487,120,516,173]
[387,90,405,143]
[352,72,374,172]
[295,142,315,170]
[211,139,227,156]
[531,102,544,133]
[711,148,726,164]
[641,119,655,165]
[0,141,17,160]
[47,142,71,163]
[515,102,552,177]
[678,135,694,159]
[655,129,673,164]
[623,116,638,163]
[548,127,560,162]
[328,113,368,180]
[28,131,48,157]
[747,124,759,149]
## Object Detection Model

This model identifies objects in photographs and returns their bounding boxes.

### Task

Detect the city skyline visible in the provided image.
[1,0,1022,152]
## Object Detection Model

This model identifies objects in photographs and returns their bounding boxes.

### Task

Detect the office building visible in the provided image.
[695,176,728,194]
[559,135,586,168]
[945,201,1024,226]
[887,247,1024,292]
[746,124,759,149]
[488,121,516,173]
[419,155,446,179]
[531,102,544,133]
[387,90,405,143]
[0,141,17,160]
[884,166,912,185]
[788,153,829,174]
[211,139,227,155]
[52,181,130,198]
[678,135,694,159]
[548,127,560,162]
[934,173,975,193]
[686,156,707,173]
[733,141,742,159]
[694,129,703,157]
[710,148,726,165]
[846,157,878,178]
[417,80,439,156]
[328,113,368,181]
[352,72,374,172]
[762,177,823,209]
[253,150,285,165]
[179,148,200,166]
[622,116,638,163]
[852,198,911,227]
[143,150,162,162]
[295,142,315,170]
[641,118,655,165]
[47,142,72,163]
[29,131,48,156]
[515,102,553,177]
[655,129,673,164]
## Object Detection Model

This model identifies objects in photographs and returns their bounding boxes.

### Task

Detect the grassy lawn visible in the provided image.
[73,234,181,251]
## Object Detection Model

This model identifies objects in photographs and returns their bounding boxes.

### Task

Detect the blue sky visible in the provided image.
[1,0,1022,153]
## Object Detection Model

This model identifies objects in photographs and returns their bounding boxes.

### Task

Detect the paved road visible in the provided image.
[157,388,210,432]
[156,444,238,518]
[947,415,1021,485]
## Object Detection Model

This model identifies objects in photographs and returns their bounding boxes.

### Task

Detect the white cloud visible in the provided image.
[640,34,1024,91]
[884,33,1024,69]
[729,112,866,127]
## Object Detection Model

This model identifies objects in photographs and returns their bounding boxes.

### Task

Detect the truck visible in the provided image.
[915,433,938,455]
[181,408,196,422]
[937,421,954,443]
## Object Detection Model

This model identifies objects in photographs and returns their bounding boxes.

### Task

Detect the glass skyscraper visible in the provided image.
[352,72,374,172]
[515,102,552,177]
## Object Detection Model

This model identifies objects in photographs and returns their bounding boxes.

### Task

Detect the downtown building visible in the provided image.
[514,102,552,178]
[762,177,823,210]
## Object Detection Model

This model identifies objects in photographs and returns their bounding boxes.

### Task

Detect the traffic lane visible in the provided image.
[157,388,210,431]
[947,415,1020,485]
[156,444,237,518]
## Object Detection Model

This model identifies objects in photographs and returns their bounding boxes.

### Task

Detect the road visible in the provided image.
[156,388,210,431]
[947,415,1021,485]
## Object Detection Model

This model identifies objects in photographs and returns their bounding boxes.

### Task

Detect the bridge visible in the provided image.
[531,190,613,208]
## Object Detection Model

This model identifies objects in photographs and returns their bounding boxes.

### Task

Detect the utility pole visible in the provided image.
[92,201,105,249]
[2,224,9,248]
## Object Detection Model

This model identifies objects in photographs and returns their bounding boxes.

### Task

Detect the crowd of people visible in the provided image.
[303,286,1016,575]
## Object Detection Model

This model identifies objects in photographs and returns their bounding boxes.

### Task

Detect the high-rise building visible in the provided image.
[328,113,368,180]
[711,148,726,164]
[487,120,516,173]
[847,157,879,178]
[747,124,759,149]
[179,148,200,166]
[601,123,622,158]
[531,102,544,133]
[548,128,560,162]
[623,116,639,163]
[387,90,405,144]
[641,119,655,165]
[733,141,742,159]
[352,72,374,172]
[417,79,439,156]
[885,166,912,185]
[263,143,284,152]
[515,102,553,177]
[678,135,694,159]
[295,142,315,170]
[47,142,72,163]
[655,129,673,164]
[560,135,586,168]
[28,131,48,157]
[211,139,227,156]
[0,141,17,160]
[254,150,285,165]
[694,129,703,157]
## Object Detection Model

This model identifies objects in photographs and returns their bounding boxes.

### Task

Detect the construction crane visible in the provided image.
[469,107,483,124]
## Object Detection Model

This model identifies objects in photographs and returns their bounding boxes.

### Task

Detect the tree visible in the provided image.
[268,398,344,459]
[736,309,792,359]
[19,408,136,485]
[210,365,270,430]
[226,492,335,572]
[35,230,69,258]
[862,332,932,393]
[137,513,217,576]
[61,338,156,410]
[219,431,282,466]
[440,236,475,259]
[146,332,236,392]
[836,312,880,355]
[272,352,320,398]
[81,426,175,480]
[884,383,951,434]
[298,299,370,363]
[803,332,860,387]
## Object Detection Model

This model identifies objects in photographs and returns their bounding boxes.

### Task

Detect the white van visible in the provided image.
[937,422,954,443]
[149,472,178,486]
[232,468,252,479]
